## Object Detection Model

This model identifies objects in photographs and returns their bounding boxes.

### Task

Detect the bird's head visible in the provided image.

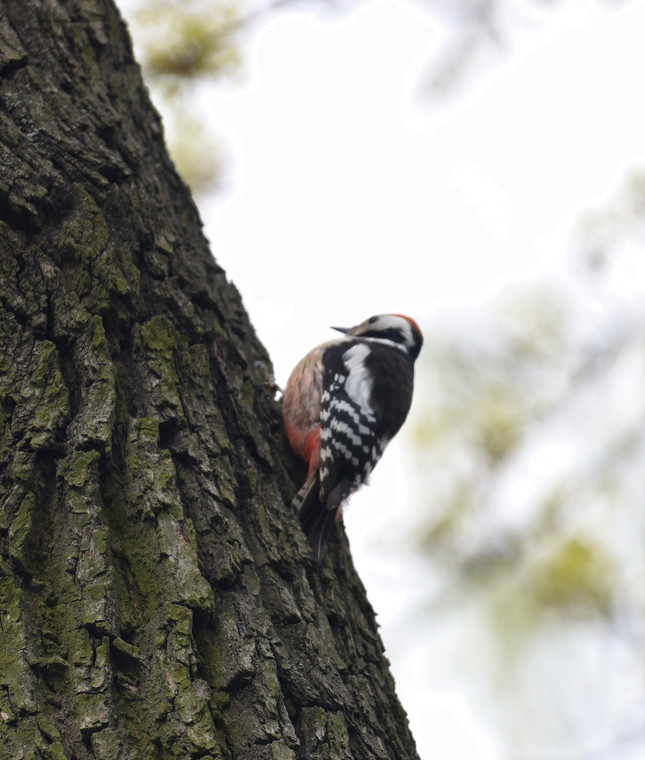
[332,313,423,361]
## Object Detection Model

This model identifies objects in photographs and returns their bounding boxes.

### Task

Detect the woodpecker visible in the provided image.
[283,314,423,562]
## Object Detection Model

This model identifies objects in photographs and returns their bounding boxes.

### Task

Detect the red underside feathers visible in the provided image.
[284,422,321,478]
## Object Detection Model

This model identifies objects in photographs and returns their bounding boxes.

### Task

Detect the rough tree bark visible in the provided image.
[0,2,420,759]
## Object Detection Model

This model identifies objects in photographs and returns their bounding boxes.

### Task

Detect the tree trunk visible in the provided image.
[0,1,419,758]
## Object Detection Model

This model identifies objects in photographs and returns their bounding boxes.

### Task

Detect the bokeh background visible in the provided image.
[118,0,645,757]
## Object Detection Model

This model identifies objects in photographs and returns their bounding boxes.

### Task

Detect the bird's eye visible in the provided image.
[368,316,378,324]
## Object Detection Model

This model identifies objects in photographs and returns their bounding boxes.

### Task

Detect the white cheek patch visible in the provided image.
[374,315,415,352]
[400,319,413,350]
[341,343,373,415]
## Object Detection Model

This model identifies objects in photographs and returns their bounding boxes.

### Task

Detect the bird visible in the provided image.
[282,313,423,561]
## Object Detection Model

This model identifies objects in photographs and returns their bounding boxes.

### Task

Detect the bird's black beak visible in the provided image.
[331,326,350,334]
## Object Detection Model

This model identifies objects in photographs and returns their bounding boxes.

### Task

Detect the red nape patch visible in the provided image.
[284,422,321,477]
[393,313,422,336]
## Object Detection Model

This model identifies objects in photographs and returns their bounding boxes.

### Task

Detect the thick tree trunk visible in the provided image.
[0,2,420,758]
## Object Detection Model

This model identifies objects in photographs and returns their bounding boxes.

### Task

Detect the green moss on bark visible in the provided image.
[0,1,419,758]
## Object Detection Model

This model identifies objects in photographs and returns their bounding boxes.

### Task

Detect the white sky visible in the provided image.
[202,0,645,384]
[126,0,645,757]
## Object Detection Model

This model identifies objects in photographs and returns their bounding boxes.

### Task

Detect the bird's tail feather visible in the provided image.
[293,472,338,563]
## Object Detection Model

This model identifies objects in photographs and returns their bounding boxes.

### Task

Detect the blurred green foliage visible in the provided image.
[134,2,240,89]
[530,537,613,614]
[413,272,642,614]
[126,0,244,193]
[408,174,645,756]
